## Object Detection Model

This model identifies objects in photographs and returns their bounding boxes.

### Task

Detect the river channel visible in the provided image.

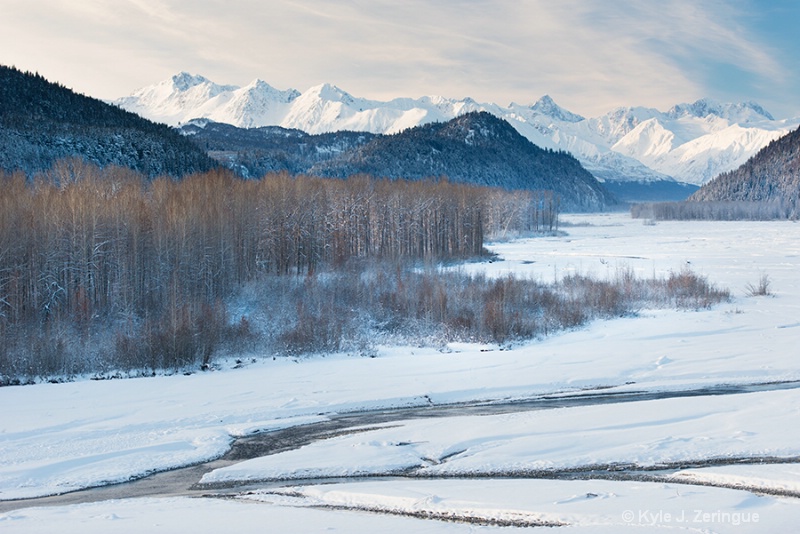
[3,380,800,513]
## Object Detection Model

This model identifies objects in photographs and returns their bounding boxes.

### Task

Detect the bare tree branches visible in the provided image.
[1,162,551,380]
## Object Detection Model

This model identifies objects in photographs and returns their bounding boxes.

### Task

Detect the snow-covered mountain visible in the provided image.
[114,73,300,129]
[114,73,800,186]
[607,99,795,185]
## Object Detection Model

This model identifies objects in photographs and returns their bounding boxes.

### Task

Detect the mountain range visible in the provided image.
[180,112,614,212]
[0,65,611,211]
[115,73,800,194]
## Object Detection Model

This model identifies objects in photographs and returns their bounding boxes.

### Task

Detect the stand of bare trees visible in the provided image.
[1,161,735,384]
[1,160,558,381]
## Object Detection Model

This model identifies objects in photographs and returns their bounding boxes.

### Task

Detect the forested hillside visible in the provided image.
[181,112,616,211]
[311,112,614,211]
[179,119,377,177]
[688,125,800,217]
[0,66,215,177]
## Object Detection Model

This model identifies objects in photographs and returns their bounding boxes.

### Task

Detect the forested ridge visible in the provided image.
[631,126,800,221]
[311,112,614,211]
[181,112,615,212]
[686,125,800,220]
[690,125,799,208]
[179,119,377,178]
[0,65,216,177]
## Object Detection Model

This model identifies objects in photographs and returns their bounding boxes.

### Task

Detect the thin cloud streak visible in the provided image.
[0,0,796,118]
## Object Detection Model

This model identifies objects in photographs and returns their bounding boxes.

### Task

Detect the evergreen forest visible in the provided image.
[0,65,215,177]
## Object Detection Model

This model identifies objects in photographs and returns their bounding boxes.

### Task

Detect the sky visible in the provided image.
[0,0,798,119]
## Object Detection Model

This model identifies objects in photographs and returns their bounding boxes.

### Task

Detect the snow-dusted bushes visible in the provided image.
[745,273,772,297]
[0,260,730,383]
[229,262,729,357]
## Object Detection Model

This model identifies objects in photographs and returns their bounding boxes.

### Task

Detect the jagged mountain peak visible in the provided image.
[243,78,271,91]
[171,72,213,91]
[531,95,585,123]
[304,83,356,104]
[667,98,774,122]
[240,78,300,102]
[162,72,238,98]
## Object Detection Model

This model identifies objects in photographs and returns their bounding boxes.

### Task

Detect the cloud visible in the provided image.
[0,0,795,117]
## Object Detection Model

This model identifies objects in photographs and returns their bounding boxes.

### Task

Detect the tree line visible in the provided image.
[630,200,796,221]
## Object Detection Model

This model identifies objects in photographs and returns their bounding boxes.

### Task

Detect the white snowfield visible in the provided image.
[2,213,800,532]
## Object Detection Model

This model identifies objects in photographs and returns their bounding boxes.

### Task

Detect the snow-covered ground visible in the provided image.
[2,213,799,531]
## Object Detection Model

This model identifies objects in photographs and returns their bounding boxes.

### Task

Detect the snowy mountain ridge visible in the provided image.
[666,98,774,122]
[114,73,800,186]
